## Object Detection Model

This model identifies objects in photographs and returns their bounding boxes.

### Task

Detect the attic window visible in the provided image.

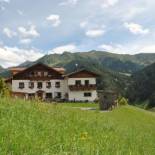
[48,73,52,77]
[29,72,34,77]
[38,72,42,77]
[44,72,48,76]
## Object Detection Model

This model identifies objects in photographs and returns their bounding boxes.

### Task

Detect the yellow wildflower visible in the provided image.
[80,132,88,140]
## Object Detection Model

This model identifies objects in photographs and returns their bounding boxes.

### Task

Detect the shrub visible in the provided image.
[0,77,10,97]
[117,96,128,106]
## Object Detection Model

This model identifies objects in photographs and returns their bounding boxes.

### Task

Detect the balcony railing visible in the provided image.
[69,84,96,91]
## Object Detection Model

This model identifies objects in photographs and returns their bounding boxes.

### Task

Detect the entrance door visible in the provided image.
[37,91,44,100]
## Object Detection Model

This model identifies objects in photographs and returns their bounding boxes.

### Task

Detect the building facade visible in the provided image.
[7,63,98,102]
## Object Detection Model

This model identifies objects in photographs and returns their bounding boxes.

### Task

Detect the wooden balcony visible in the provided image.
[69,84,96,91]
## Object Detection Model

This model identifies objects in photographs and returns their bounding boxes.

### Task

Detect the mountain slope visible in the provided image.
[0,66,4,73]
[19,51,155,73]
[33,51,155,74]
[127,62,155,107]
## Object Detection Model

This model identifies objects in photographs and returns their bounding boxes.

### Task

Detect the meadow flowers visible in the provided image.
[80,132,88,140]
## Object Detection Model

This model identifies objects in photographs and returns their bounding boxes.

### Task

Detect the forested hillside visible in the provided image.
[0,66,4,73]
[127,62,155,108]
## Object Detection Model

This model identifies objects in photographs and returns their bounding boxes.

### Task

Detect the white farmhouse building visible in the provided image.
[7,63,98,102]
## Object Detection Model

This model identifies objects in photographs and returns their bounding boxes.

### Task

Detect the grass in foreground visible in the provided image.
[0,98,155,155]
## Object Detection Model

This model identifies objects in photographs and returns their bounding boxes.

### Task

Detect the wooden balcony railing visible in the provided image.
[69,84,96,91]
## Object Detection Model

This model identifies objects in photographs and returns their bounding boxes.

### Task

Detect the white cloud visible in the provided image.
[80,21,88,28]
[3,27,17,38]
[122,7,146,21]
[124,22,150,35]
[0,6,5,11]
[49,44,77,54]
[98,42,155,55]
[46,14,61,27]
[18,25,40,38]
[59,0,79,6]
[19,38,32,44]
[86,29,105,38]
[98,44,127,54]
[101,0,119,8]
[0,0,10,3]
[140,45,155,53]
[0,46,44,67]
[17,10,24,16]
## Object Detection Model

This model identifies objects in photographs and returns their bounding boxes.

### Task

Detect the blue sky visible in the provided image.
[0,0,155,67]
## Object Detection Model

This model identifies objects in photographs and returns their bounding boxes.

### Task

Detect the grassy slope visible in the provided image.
[0,98,155,155]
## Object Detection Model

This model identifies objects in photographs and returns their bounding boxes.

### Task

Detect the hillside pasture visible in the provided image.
[0,98,155,154]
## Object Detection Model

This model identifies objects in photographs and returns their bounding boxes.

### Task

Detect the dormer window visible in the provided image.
[44,72,48,77]
[29,72,35,77]
[48,73,52,77]
[34,72,38,77]
[38,72,42,77]
[19,82,24,89]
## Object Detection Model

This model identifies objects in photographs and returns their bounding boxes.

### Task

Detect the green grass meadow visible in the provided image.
[0,98,155,155]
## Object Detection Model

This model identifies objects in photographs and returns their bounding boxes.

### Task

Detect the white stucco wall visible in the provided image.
[12,77,97,101]
[68,90,97,102]
[12,80,67,99]
[67,77,97,102]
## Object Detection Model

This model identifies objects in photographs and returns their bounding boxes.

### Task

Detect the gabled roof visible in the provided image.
[9,67,26,75]
[9,67,26,71]
[65,69,99,78]
[12,63,63,79]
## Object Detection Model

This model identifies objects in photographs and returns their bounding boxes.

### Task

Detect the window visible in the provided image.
[28,93,35,99]
[38,72,42,77]
[29,82,34,89]
[46,93,52,99]
[44,72,48,77]
[75,80,81,86]
[19,82,24,89]
[85,80,89,86]
[84,92,92,97]
[55,92,61,99]
[55,82,60,88]
[29,72,34,77]
[34,72,38,77]
[48,73,52,77]
[46,82,51,88]
[37,82,42,89]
